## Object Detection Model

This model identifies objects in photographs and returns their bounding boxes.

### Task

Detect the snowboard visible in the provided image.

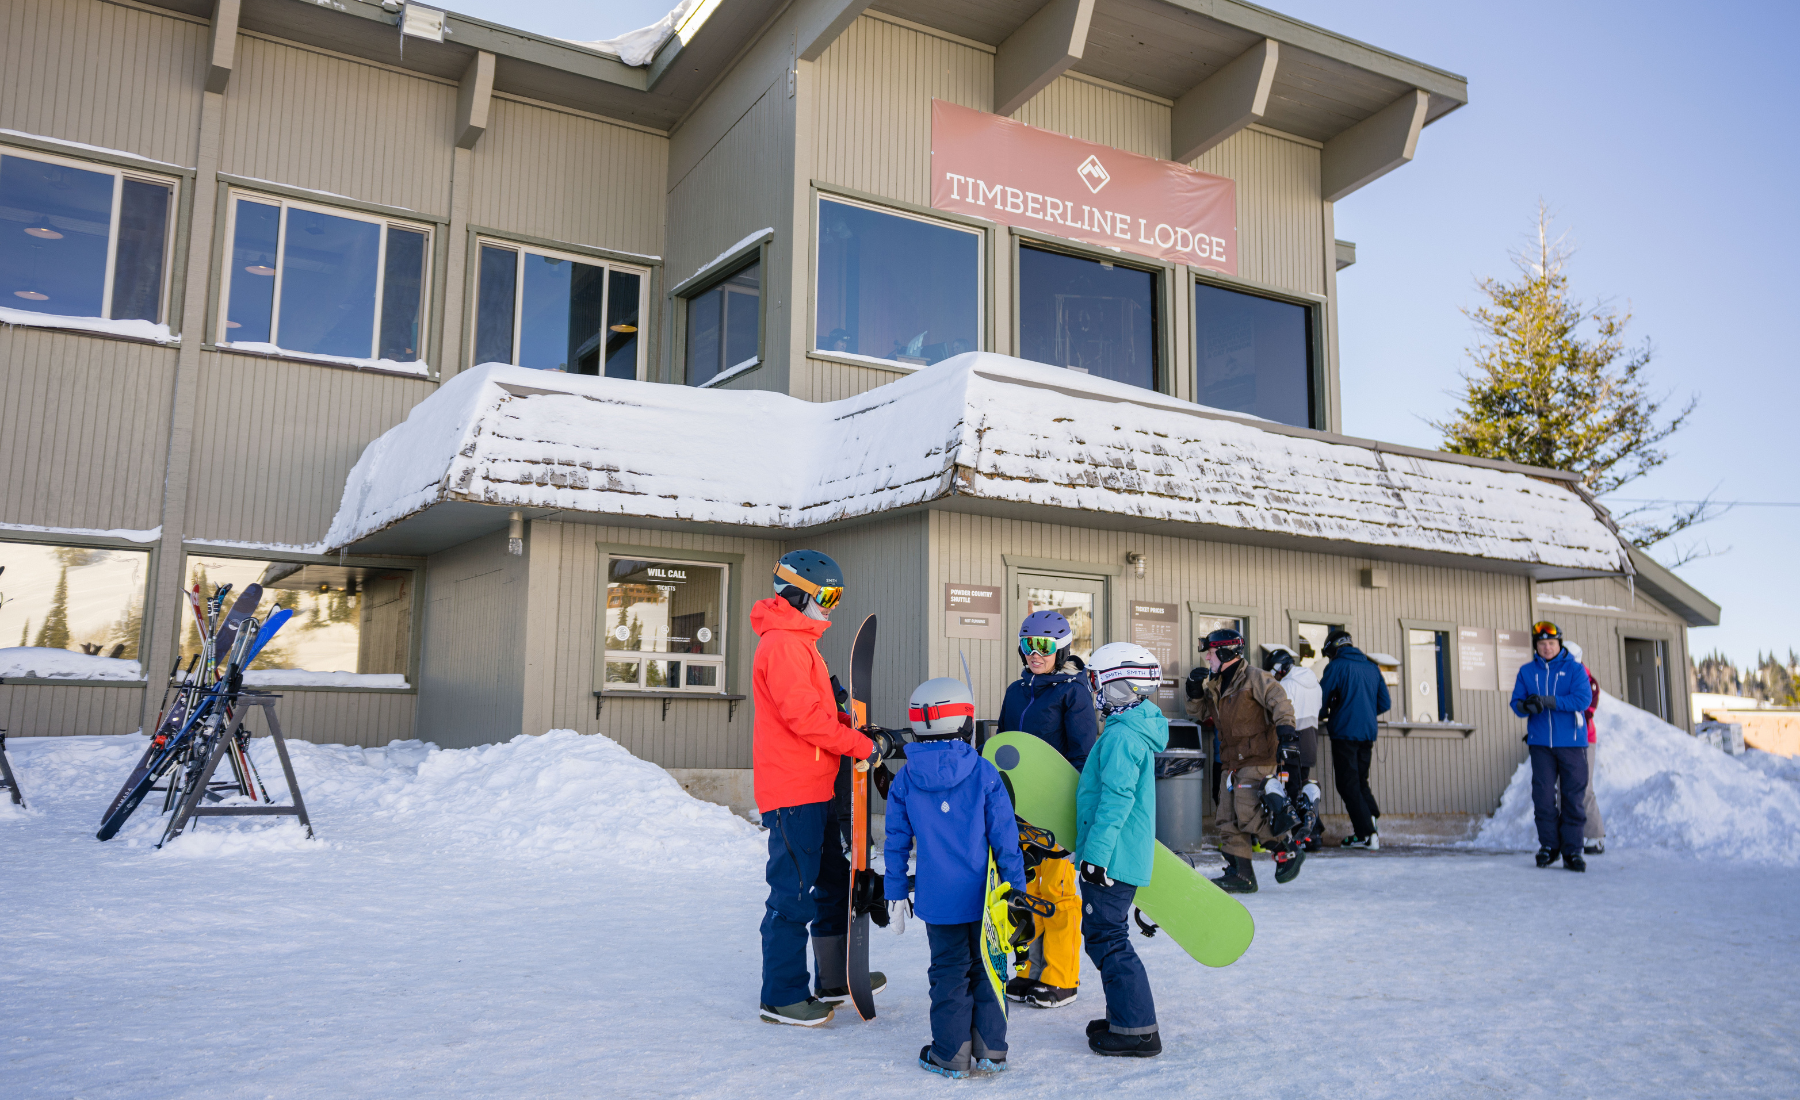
[844,614,878,1021]
[983,730,1255,968]
[980,855,1011,1016]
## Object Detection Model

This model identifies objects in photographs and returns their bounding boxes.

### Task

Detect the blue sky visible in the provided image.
[451,1,1794,665]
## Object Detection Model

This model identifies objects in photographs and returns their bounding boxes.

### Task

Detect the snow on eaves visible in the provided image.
[323,355,1629,573]
[562,0,700,67]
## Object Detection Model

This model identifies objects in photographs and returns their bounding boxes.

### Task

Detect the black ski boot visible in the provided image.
[1211,854,1258,894]
[1274,842,1306,884]
[1089,1028,1162,1058]
[1024,984,1076,1009]
[1535,847,1559,868]
[1564,852,1587,872]
[1005,975,1047,1003]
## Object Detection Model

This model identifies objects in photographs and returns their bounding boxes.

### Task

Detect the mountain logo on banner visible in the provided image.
[1077,154,1110,194]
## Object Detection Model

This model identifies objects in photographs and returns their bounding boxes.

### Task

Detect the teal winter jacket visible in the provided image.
[1074,702,1169,887]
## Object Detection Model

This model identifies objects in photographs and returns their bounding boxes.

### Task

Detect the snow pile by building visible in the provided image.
[324,355,1627,574]
[0,647,142,681]
[241,670,409,690]
[564,0,700,66]
[1475,692,1800,864]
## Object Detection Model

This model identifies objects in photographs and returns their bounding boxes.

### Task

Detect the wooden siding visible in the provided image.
[184,350,432,546]
[666,79,786,288]
[791,357,908,402]
[0,682,147,738]
[416,531,527,750]
[0,328,176,531]
[0,0,207,169]
[257,688,416,749]
[1192,130,1326,295]
[472,98,667,259]
[221,34,457,216]
[804,515,931,732]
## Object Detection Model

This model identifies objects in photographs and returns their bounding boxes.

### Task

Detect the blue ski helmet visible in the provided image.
[1019,609,1074,667]
[773,549,845,612]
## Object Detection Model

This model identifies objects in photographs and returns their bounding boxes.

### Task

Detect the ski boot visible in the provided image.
[919,1045,970,1079]
[815,972,884,1004]
[1024,984,1077,1009]
[759,998,835,1027]
[1584,838,1605,855]
[1340,833,1379,850]
[1535,847,1559,868]
[1273,842,1306,884]
[1564,852,1587,872]
[1211,854,1258,894]
[1089,1028,1162,1058]
[1005,975,1048,1003]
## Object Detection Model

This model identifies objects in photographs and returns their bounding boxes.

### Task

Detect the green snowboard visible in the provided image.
[984,730,1254,968]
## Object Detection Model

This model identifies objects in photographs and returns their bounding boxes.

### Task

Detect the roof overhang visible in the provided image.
[1626,546,1722,628]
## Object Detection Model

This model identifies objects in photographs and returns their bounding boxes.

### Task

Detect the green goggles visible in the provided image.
[1019,635,1060,656]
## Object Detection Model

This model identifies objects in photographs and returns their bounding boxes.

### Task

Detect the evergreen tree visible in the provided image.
[1432,206,1716,560]
[19,619,29,647]
[33,565,72,650]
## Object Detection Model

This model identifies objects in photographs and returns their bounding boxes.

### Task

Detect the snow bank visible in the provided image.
[564,0,700,66]
[0,647,143,681]
[1475,692,1800,864]
[241,670,409,689]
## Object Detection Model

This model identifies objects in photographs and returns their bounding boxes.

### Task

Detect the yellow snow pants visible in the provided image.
[1020,854,1082,989]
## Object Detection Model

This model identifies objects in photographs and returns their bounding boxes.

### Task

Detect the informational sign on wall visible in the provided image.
[1496,629,1533,682]
[944,583,1004,640]
[1129,601,1180,676]
[1458,626,1498,691]
[930,99,1238,273]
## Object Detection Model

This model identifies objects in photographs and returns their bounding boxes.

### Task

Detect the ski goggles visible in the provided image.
[1532,621,1562,642]
[774,564,843,610]
[1019,635,1061,656]
[909,701,975,724]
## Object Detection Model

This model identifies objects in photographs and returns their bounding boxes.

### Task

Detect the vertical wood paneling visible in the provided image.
[804,515,930,731]
[472,99,666,257]
[221,36,457,214]
[792,358,908,402]
[0,0,206,168]
[0,328,176,530]
[184,351,432,546]
[1192,129,1325,294]
[0,683,148,737]
[417,531,526,749]
[666,82,784,286]
[1015,77,1169,159]
[264,689,417,749]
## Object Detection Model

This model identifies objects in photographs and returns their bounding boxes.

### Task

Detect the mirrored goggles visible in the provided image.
[1019,635,1060,656]
[776,563,843,610]
[1532,621,1561,640]
[812,585,844,610]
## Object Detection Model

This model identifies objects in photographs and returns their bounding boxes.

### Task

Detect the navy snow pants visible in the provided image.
[924,922,1007,1071]
[1529,745,1589,857]
[760,800,849,1008]
[1080,878,1158,1034]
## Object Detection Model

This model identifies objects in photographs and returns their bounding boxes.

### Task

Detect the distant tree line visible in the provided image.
[1693,651,1799,706]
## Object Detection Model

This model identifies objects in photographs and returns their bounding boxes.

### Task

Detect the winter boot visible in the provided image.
[1211,854,1258,894]
[1535,847,1559,868]
[975,1056,1007,1073]
[1089,1028,1163,1058]
[1340,834,1378,850]
[812,935,884,1003]
[815,972,884,1004]
[1087,1018,1111,1038]
[919,1044,970,1079]
[1024,984,1077,1009]
[759,998,835,1026]
[1005,975,1048,1003]
[1564,852,1587,872]
[1273,843,1306,885]
[1584,838,1606,855]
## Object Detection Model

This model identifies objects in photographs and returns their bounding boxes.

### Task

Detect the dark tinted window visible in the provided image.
[605,270,641,379]
[111,179,172,322]
[1193,282,1314,428]
[1018,246,1157,390]
[378,226,426,361]
[0,154,115,318]
[225,199,280,343]
[815,199,979,366]
[474,244,518,366]
[685,259,760,386]
[278,206,381,358]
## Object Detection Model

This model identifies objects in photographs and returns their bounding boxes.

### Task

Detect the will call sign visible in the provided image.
[929,100,1237,273]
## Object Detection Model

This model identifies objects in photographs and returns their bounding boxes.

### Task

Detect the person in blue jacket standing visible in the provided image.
[1074,642,1168,1059]
[997,609,1097,1008]
[1317,630,1391,849]
[1510,621,1594,872]
[885,677,1030,1078]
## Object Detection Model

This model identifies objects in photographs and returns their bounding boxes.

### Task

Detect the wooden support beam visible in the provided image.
[1171,38,1278,163]
[798,0,877,62]
[455,51,495,150]
[993,0,1095,118]
[1321,88,1429,203]
[204,0,240,94]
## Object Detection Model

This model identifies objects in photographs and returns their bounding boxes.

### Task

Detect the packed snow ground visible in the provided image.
[4,728,1798,1099]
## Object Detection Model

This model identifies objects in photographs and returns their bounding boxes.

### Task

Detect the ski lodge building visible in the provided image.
[0,0,1719,827]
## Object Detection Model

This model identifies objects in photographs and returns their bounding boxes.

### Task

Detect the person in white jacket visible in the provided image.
[1264,646,1325,852]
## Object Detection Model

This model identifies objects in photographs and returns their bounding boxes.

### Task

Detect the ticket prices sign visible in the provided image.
[930,100,1237,273]
[1458,627,1498,692]
[1496,629,1534,682]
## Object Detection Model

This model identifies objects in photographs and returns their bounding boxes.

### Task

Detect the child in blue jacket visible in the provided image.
[1510,621,1594,870]
[884,678,1027,1078]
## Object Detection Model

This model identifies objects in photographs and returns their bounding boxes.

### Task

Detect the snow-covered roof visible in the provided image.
[324,355,1630,574]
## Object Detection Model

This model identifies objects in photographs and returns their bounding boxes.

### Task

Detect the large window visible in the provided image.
[815,198,980,367]
[1405,628,1453,722]
[603,557,726,691]
[1194,281,1315,427]
[219,193,430,363]
[1018,245,1158,389]
[183,557,413,689]
[684,259,760,386]
[0,149,174,324]
[0,540,148,681]
[473,242,645,377]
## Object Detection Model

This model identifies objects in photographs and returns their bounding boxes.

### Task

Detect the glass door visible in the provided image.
[1018,574,1106,665]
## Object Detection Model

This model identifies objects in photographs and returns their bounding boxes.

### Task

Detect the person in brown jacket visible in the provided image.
[1184,628,1304,893]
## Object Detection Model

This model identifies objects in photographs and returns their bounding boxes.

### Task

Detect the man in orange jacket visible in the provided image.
[755,549,883,1027]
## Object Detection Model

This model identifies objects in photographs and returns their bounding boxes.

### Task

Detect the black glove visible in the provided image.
[1184,666,1208,700]
[1276,724,1299,765]
[1520,695,1546,716]
[865,725,899,762]
[1005,889,1039,948]
[1079,861,1113,888]
[871,762,894,800]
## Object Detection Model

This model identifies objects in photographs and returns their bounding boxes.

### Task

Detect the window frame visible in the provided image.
[1001,554,1125,663]
[0,529,156,686]
[213,187,435,362]
[1011,226,1173,394]
[0,144,180,326]
[597,550,734,695]
[1399,617,1459,723]
[810,191,986,373]
[470,234,653,379]
[672,241,769,389]
[1190,269,1328,431]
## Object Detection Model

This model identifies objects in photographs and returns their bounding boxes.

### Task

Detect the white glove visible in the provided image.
[1264,774,1287,799]
[1301,781,1321,805]
[888,899,911,936]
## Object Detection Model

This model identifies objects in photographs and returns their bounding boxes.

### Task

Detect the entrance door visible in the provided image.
[1019,574,1106,664]
[1625,638,1670,721]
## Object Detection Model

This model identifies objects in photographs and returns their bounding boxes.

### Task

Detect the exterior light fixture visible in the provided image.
[508,510,524,555]
[1127,551,1147,578]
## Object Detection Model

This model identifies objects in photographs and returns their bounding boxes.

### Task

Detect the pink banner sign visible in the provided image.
[930,99,1236,273]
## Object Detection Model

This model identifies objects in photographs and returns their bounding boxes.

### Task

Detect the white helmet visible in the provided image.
[1086,641,1162,715]
[1564,640,1583,663]
[907,677,975,739]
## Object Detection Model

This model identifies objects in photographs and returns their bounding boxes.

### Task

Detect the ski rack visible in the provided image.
[160,693,313,847]
[0,729,24,808]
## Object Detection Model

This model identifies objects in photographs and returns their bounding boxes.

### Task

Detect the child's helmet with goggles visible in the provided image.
[1086,641,1162,716]
[908,677,976,740]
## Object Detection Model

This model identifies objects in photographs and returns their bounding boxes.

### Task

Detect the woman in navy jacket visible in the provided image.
[1509,621,1594,871]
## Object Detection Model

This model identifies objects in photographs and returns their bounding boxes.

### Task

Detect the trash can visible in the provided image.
[1154,748,1207,852]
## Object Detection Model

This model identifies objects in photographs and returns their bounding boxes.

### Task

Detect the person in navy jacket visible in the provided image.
[1510,621,1595,871]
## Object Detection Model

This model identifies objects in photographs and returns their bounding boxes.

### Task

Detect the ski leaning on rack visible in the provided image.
[844,613,879,1022]
[0,729,24,808]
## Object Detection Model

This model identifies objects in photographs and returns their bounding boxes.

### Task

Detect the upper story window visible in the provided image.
[473,241,646,377]
[815,197,981,368]
[685,258,760,386]
[1018,244,1158,390]
[219,192,430,364]
[1193,281,1315,428]
[0,149,174,324]
[0,539,149,682]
